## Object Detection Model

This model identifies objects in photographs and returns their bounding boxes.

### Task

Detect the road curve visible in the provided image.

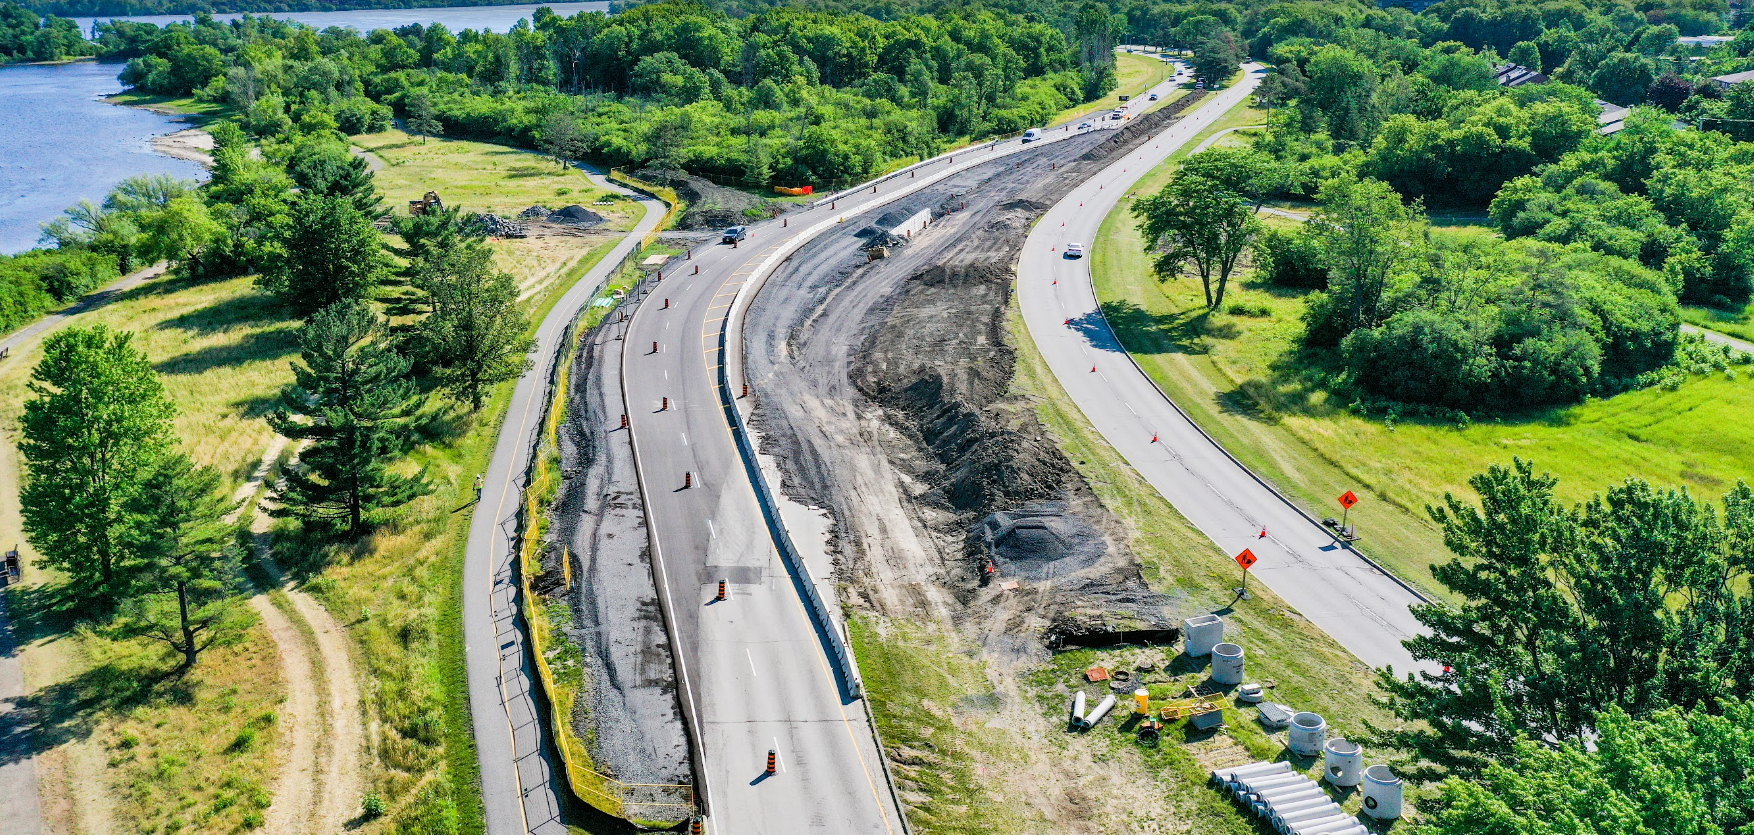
[1015,67,1436,675]
[618,93,1184,833]
[464,171,663,835]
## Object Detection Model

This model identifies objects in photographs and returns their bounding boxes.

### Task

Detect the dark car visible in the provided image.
[722,226,748,244]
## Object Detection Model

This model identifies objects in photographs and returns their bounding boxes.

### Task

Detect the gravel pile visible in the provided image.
[546,204,606,227]
[518,205,551,219]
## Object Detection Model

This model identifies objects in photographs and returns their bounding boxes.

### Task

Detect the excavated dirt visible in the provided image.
[744,110,1210,648]
[740,101,1210,830]
[545,313,692,787]
[632,167,781,230]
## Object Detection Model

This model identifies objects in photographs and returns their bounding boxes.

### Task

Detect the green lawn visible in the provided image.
[1089,101,1754,597]
[1050,52,1177,127]
[1683,304,1754,344]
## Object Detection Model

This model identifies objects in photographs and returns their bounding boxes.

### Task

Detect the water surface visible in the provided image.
[1,2,612,255]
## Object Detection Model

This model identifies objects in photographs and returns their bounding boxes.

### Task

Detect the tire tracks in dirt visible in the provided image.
[229,437,364,835]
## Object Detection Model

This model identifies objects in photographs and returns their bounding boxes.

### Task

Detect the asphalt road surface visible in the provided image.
[1015,67,1437,676]
[616,89,1180,833]
[465,171,664,835]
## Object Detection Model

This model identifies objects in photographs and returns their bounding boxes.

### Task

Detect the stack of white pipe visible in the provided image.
[1209,762,1371,835]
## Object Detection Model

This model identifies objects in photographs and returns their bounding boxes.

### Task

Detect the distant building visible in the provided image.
[1712,69,1754,90]
[1494,63,1550,87]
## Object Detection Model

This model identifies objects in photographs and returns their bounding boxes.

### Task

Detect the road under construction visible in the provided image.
[470,59,1436,835]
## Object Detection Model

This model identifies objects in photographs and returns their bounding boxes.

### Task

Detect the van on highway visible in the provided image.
[1022,128,1042,142]
[721,226,747,244]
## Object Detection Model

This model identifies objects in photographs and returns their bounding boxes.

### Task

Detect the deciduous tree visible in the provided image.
[260,193,390,315]
[415,241,533,410]
[19,326,176,607]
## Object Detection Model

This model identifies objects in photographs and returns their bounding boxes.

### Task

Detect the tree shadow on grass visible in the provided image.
[0,583,185,766]
[153,328,300,376]
[154,287,291,335]
[1095,299,1210,356]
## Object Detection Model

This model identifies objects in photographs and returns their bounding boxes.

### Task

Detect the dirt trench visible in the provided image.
[741,108,1209,830]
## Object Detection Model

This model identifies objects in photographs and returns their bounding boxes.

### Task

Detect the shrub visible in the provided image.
[1253,226,1328,288]
[361,792,387,818]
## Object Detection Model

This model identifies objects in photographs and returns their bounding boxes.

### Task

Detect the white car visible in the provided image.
[1064,242,1086,258]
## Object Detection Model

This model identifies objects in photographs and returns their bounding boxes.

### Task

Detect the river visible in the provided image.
[0,1,611,255]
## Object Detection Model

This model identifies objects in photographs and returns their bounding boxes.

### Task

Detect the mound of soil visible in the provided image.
[633,167,780,230]
[547,204,605,226]
[977,502,1108,580]
[1081,90,1209,162]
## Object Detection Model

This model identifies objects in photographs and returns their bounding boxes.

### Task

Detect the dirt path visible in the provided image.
[229,439,365,835]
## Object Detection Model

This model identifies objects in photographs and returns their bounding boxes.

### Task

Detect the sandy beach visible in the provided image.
[150,127,214,167]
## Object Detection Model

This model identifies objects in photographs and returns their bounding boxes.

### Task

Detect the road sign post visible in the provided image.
[1234,548,1257,600]
[1338,490,1359,535]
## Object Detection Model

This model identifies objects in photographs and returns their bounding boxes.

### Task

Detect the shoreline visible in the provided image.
[149,127,215,167]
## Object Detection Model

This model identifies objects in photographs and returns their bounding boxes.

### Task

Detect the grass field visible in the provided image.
[1050,52,1177,127]
[0,273,295,834]
[1087,101,1754,596]
[1683,304,1754,344]
[0,123,651,832]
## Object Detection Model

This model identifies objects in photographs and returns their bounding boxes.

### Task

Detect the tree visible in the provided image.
[1189,32,1243,87]
[260,194,390,315]
[405,91,443,143]
[117,453,243,670]
[539,111,585,168]
[268,301,428,535]
[1507,40,1542,71]
[1133,149,1271,311]
[287,136,385,218]
[1305,176,1426,337]
[19,326,177,607]
[415,242,534,409]
[1374,460,1754,779]
[135,195,224,275]
[1303,46,1382,145]
[1590,52,1656,105]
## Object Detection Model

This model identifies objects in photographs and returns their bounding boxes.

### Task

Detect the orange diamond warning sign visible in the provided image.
[1235,548,1257,570]
[1338,490,1360,510]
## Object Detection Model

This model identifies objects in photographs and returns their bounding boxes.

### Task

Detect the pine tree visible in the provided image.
[20,325,176,608]
[260,193,390,315]
[118,453,243,670]
[415,239,533,409]
[268,301,428,535]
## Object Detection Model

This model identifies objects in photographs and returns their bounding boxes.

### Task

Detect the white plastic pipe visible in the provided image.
[1070,691,1086,726]
[1216,761,1288,783]
[1270,798,1341,825]
[1251,786,1324,814]
[1288,813,1358,835]
[1082,694,1117,729]
[1275,803,1346,829]
[1249,785,1324,812]
[1239,774,1310,795]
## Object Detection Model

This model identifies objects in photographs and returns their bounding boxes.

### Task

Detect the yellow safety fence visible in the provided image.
[608,168,683,245]
[519,341,695,827]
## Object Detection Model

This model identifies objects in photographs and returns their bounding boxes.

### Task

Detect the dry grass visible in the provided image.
[355,128,632,226]
[0,272,296,835]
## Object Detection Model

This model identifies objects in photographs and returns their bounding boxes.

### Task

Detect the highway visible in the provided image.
[464,171,663,835]
[1014,66,1436,675]
[616,80,1187,833]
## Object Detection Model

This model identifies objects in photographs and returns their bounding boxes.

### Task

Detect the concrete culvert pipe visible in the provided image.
[1323,738,1364,787]
[1069,691,1086,727]
[1361,765,1404,820]
[1288,712,1328,756]
[1211,642,1246,685]
[1183,613,1224,657]
[1230,769,1299,792]
[1241,773,1309,796]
